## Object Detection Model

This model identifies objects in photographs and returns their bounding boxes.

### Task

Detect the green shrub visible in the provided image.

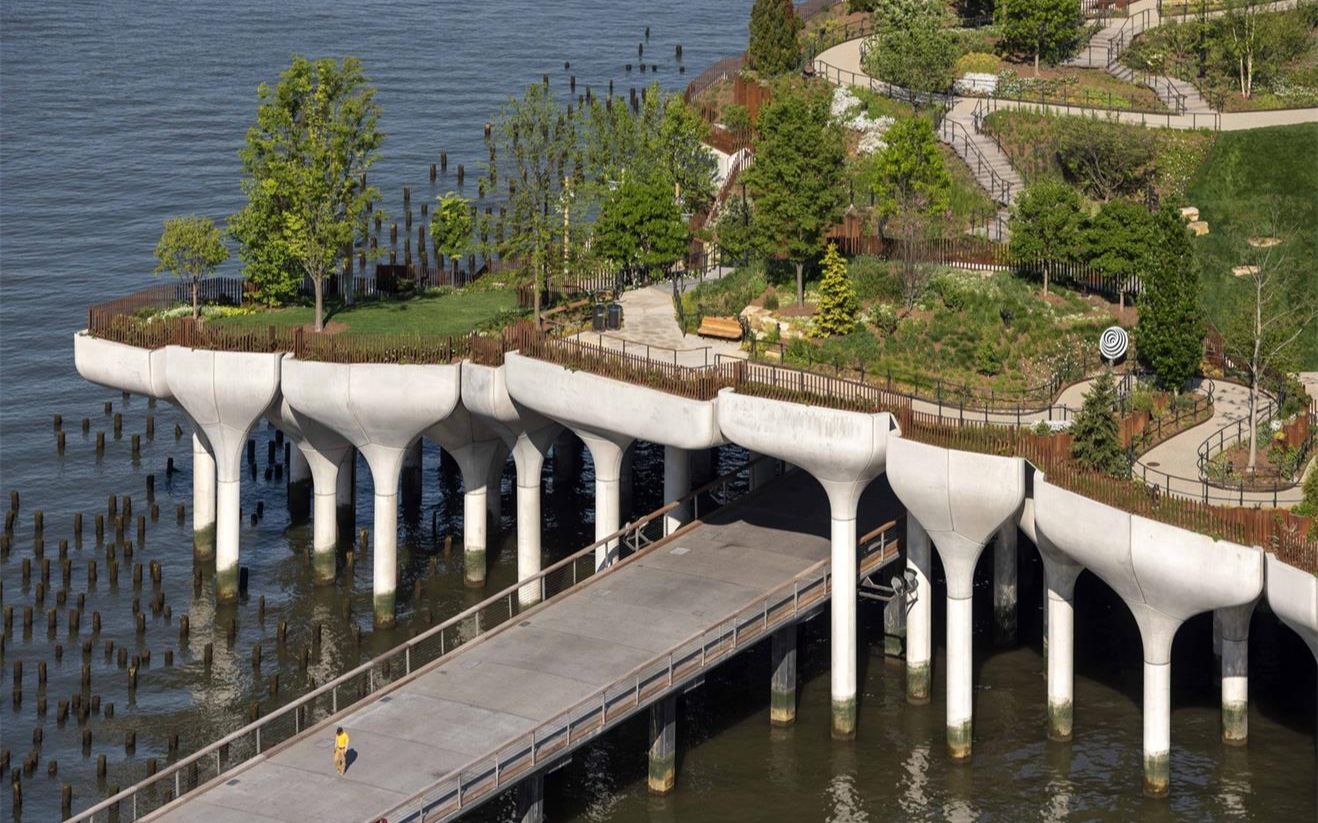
[763,289,780,311]
[974,339,1005,375]
[1295,462,1318,516]
[867,302,900,337]
[955,51,1002,75]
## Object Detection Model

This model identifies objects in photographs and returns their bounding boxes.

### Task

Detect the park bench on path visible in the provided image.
[697,315,742,340]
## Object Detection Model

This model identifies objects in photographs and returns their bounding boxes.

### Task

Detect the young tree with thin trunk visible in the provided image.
[430,192,473,280]
[484,82,575,325]
[994,0,1084,77]
[1220,215,1316,474]
[593,170,690,286]
[744,87,845,307]
[231,56,382,331]
[1222,0,1265,99]
[866,116,950,309]
[1008,179,1084,296]
[153,216,229,320]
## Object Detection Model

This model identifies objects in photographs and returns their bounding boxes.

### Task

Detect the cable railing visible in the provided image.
[67,455,782,823]
[377,516,903,823]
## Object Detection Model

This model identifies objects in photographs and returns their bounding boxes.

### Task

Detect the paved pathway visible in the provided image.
[147,472,900,823]
[571,278,746,369]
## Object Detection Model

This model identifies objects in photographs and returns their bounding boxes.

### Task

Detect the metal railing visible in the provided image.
[377,517,903,823]
[971,88,1223,130]
[937,115,1016,205]
[68,457,780,823]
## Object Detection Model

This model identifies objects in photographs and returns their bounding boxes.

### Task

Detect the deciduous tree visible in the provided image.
[1008,179,1084,295]
[744,87,846,307]
[153,216,229,320]
[863,8,958,101]
[231,55,382,330]
[593,170,690,285]
[866,116,951,308]
[994,0,1084,76]
[1083,199,1157,305]
[430,192,473,279]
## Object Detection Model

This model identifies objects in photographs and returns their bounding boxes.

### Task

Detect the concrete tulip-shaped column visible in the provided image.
[427,405,504,588]
[461,362,562,605]
[1036,477,1264,796]
[282,358,461,627]
[1019,494,1085,741]
[267,394,354,584]
[663,445,691,535]
[504,353,723,573]
[886,437,1026,760]
[165,348,283,602]
[1215,601,1256,745]
[191,433,217,558]
[575,428,634,569]
[718,389,893,739]
[905,517,933,704]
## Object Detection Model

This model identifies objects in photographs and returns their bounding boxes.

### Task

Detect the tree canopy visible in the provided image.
[1070,369,1128,477]
[230,55,382,330]
[593,170,690,283]
[1083,199,1158,299]
[153,215,230,320]
[1137,208,1202,392]
[994,0,1085,75]
[1009,179,1084,294]
[743,86,846,306]
[748,0,802,76]
[430,192,473,274]
[815,243,859,336]
[864,0,957,98]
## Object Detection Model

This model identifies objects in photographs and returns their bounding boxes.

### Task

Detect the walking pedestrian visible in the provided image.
[333,726,350,775]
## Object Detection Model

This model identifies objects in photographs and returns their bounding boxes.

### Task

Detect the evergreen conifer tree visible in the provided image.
[815,243,859,336]
[1069,369,1127,477]
[748,0,802,76]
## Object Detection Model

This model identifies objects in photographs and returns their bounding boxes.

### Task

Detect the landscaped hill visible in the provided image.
[1189,123,1318,369]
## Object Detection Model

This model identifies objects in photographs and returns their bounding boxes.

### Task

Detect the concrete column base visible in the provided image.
[1047,700,1074,743]
[215,478,241,603]
[463,487,488,589]
[192,524,216,560]
[947,719,973,761]
[1221,637,1249,746]
[946,594,973,760]
[464,547,487,590]
[1143,660,1171,798]
[312,490,338,585]
[648,697,676,794]
[831,697,857,740]
[373,591,396,629]
[373,491,398,628]
[906,661,931,706]
[770,626,797,727]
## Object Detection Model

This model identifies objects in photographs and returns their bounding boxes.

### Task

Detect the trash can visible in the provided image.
[592,303,607,332]
[607,302,623,330]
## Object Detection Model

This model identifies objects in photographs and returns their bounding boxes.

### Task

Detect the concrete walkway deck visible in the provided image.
[146,472,900,823]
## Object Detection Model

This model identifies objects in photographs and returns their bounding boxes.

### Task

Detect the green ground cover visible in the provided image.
[980,110,1216,201]
[682,257,1116,395]
[1121,5,1318,111]
[208,287,522,338]
[1188,123,1318,368]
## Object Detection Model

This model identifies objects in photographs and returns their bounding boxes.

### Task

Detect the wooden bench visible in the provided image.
[697,316,742,340]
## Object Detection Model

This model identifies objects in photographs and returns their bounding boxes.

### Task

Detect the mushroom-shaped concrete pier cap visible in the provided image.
[74,332,173,401]
[282,357,462,625]
[716,388,894,739]
[1035,476,1264,795]
[164,347,283,601]
[1266,553,1318,658]
[886,436,1025,759]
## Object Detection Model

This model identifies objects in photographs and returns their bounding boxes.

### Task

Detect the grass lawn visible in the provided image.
[1188,124,1318,369]
[211,288,522,338]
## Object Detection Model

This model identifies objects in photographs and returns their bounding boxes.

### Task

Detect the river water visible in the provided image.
[1,1,1314,821]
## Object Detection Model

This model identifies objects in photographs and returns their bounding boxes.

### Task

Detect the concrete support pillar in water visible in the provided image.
[486,442,507,523]
[1042,555,1082,742]
[372,479,399,626]
[215,475,242,601]
[1143,657,1172,797]
[336,448,356,531]
[400,439,423,514]
[905,518,932,705]
[516,774,544,823]
[770,625,797,726]
[830,509,859,739]
[510,429,557,608]
[663,445,690,536]
[457,449,494,589]
[619,443,636,521]
[1216,601,1256,746]
[552,429,579,491]
[191,433,216,558]
[993,523,1018,646]
[576,429,633,571]
[287,444,312,523]
[648,696,677,794]
[311,465,340,584]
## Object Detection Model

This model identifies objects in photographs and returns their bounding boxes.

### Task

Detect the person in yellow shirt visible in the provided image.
[333,727,349,775]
